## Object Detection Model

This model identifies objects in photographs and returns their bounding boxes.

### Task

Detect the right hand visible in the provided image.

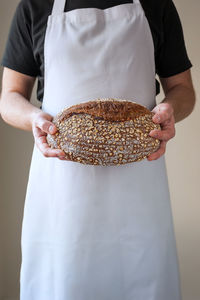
[31,111,68,160]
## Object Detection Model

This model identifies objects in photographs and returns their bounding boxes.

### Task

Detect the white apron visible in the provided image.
[20,0,182,299]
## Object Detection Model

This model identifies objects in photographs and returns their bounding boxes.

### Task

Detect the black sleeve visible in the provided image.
[156,0,192,78]
[0,0,39,77]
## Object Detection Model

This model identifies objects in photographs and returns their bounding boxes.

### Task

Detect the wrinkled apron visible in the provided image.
[20,0,182,299]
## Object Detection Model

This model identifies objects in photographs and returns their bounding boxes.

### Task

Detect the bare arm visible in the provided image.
[160,69,196,123]
[0,67,40,131]
[0,68,66,159]
[148,69,196,161]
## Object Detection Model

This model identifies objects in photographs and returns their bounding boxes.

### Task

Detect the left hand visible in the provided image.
[147,102,176,161]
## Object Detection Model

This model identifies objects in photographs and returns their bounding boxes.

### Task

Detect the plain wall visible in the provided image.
[0,0,199,300]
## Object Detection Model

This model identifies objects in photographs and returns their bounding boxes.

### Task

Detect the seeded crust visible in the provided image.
[47,98,161,166]
[54,98,152,123]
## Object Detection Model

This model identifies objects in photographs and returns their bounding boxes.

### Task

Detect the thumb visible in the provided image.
[151,106,161,123]
[36,117,57,134]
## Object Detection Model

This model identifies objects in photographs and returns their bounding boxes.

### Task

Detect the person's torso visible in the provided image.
[25,0,167,102]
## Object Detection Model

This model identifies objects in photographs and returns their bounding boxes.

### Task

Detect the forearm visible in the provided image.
[161,84,196,123]
[0,91,41,131]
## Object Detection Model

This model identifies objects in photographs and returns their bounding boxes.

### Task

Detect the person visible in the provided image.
[0,0,196,299]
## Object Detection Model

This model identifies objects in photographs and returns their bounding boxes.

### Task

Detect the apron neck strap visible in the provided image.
[52,0,141,15]
[52,0,66,15]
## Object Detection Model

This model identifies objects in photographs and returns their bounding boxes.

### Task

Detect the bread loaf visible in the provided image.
[46,98,161,166]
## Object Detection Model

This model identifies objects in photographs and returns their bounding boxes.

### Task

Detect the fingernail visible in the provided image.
[156,116,160,122]
[149,131,155,137]
[49,125,55,133]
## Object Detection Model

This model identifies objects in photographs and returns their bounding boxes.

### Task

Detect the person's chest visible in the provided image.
[32,0,161,67]
[30,0,162,100]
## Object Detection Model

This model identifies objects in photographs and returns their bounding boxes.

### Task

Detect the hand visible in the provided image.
[147,102,176,161]
[31,111,68,160]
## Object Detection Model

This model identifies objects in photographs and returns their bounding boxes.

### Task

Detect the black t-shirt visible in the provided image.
[1,0,192,102]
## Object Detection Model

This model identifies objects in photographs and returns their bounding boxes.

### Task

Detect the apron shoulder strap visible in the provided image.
[52,0,66,15]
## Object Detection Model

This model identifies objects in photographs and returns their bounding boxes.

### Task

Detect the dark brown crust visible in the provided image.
[55,99,153,123]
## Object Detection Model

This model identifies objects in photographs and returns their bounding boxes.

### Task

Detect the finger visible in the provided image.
[147,141,167,161]
[33,121,66,157]
[33,127,65,157]
[152,110,171,124]
[32,125,46,139]
[39,142,66,158]
[152,103,174,124]
[36,117,58,134]
[149,127,175,141]
[57,157,69,161]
